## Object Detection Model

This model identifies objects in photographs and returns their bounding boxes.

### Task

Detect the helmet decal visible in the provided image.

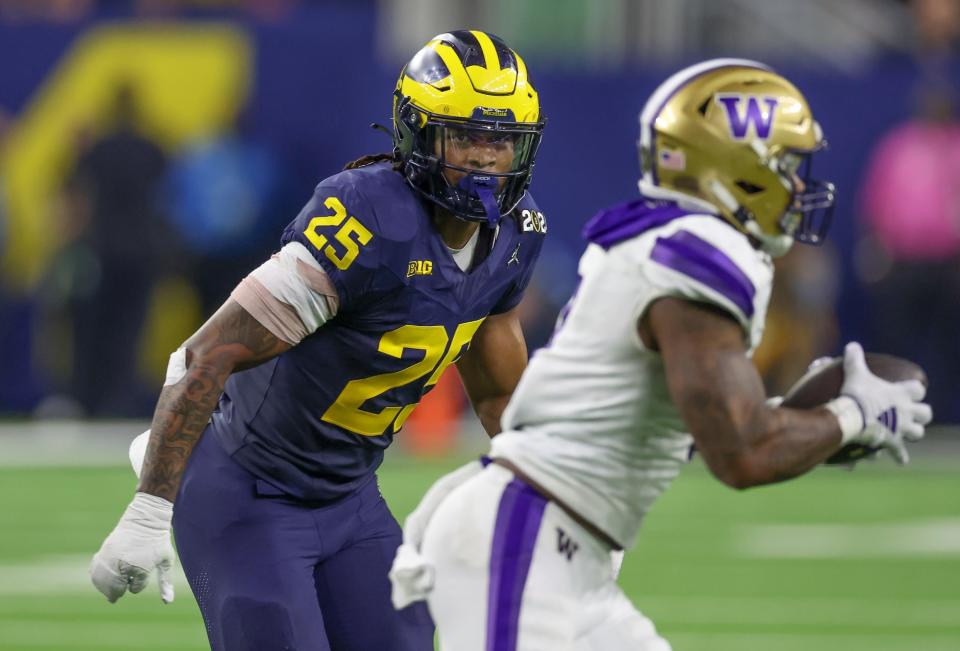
[638,58,772,175]
[716,95,779,140]
[436,30,517,76]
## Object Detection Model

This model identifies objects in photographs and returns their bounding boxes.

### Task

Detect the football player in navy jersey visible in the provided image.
[90,30,547,651]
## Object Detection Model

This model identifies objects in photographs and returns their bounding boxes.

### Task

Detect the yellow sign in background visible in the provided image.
[1,22,252,289]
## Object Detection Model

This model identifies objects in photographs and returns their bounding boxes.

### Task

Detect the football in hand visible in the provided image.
[781,352,927,465]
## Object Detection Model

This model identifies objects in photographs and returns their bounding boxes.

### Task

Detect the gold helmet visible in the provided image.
[393,30,545,224]
[638,59,835,256]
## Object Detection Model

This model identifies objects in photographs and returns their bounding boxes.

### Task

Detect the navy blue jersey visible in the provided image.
[209,162,545,501]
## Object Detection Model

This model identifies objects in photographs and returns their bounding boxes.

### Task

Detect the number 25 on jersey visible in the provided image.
[323,319,486,437]
[304,196,373,270]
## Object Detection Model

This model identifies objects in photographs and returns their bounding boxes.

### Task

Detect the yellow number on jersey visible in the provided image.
[303,196,373,271]
[322,319,486,436]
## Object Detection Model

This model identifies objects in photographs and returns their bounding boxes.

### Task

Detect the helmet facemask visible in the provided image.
[734,142,836,256]
[395,96,543,225]
[774,150,835,246]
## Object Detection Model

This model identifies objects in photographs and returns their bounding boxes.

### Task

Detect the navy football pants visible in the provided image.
[172,432,434,651]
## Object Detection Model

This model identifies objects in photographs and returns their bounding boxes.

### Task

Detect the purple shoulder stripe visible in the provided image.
[650,229,756,318]
[582,198,690,249]
[486,479,547,651]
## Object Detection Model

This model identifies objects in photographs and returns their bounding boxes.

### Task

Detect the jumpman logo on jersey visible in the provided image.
[508,243,521,265]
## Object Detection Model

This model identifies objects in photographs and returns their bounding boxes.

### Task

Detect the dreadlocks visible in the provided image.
[343,152,402,171]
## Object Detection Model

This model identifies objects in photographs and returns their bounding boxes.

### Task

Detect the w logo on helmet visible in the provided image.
[716,94,779,140]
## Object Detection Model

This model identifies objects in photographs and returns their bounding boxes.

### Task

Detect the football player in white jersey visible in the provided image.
[388,59,933,651]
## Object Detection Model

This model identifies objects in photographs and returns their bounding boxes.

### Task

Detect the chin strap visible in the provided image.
[707,179,793,258]
[458,174,501,226]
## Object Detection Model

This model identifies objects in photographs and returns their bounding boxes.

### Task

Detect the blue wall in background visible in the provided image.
[0,3,948,411]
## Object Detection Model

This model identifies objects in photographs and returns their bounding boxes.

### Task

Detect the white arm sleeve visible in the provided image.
[232,242,340,345]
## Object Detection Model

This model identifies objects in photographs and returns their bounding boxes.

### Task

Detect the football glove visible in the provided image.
[825,342,933,464]
[90,492,175,604]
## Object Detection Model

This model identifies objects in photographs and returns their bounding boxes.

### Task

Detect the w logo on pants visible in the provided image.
[556,527,579,561]
[716,94,779,140]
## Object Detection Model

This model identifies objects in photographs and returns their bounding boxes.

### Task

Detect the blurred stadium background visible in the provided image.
[0,1,957,650]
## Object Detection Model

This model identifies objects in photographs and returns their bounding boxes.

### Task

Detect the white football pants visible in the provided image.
[420,463,671,651]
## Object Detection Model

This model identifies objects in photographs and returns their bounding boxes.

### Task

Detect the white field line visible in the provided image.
[0,554,191,596]
[0,420,489,466]
[664,632,960,651]
[0,421,957,466]
[634,594,960,627]
[3,556,958,628]
[0,621,204,648]
[735,518,960,558]
[0,421,148,467]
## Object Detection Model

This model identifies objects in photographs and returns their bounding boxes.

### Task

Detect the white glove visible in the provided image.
[90,492,175,604]
[389,459,484,609]
[389,543,436,609]
[825,342,933,464]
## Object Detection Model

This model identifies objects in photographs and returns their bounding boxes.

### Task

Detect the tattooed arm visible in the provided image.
[640,297,843,489]
[138,299,291,502]
[91,300,290,603]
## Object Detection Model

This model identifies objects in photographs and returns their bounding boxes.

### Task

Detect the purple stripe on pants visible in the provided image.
[486,479,548,651]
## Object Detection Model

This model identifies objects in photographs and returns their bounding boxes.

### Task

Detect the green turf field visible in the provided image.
[1,454,958,650]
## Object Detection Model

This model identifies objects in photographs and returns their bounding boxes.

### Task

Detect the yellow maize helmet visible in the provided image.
[638,59,835,257]
[393,30,545,224]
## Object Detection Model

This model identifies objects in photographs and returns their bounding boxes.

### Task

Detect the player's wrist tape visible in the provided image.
[129,492,174,527]
[163,348,187,387]
[824,396,866,443]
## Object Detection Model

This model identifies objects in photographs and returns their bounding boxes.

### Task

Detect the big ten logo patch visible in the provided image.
[407,260,434,278]
[556,527,579,561]
[521,209,547,234]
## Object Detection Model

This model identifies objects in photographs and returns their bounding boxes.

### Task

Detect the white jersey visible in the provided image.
[493,199,773,549]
